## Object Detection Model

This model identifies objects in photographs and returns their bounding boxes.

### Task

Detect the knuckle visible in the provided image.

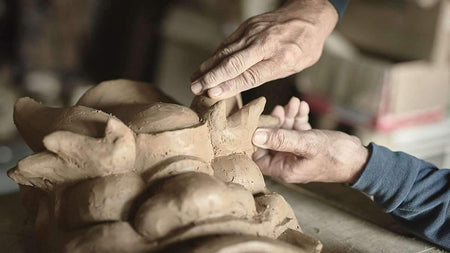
[242,68,260,87]
[270,130,288,150]
[199,62,209,72]
[219,47,233,57]
[219,81,233,94]
[250,23,266,33]
[244,33,259,45]
[279,44,303,66]
[287,42,304,57]
[203,72,218,86]
[246,16,259,25]
[262,36,280,54]
[304,131,322,154]
[279,49,294,64]
[284,18,308,29]
[224,55,242,73]
[262,32,278,46]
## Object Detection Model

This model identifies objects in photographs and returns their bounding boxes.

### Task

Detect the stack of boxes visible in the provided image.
[297,0,450,167]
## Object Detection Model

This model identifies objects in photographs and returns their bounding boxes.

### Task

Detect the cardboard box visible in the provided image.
[338,0,450,64]
[297,34,450,132]
[357,118,450,168]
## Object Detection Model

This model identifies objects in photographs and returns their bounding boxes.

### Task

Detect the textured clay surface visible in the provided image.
[9,79,322,253]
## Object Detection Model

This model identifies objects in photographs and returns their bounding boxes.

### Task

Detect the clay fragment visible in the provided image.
[156,193,301,246]
[254,193,301,234]
[134,123,214,172]
[134,172,256,241]
[89,102,200,134]
[61,174,145,229]
[204,97,265,157]
[126,103,200,133]
[77,79,175,109]
[14,97,111,152]
[190,94,242,118]
[8,118,136,190]
[143,155,213,184]
[258,114,281,128]
[278,229,323,253]
[212,153,266,194]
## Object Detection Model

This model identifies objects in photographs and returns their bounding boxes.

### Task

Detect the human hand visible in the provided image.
[271,97,311,131]
[190,0,338,99]
[252,112,369,184]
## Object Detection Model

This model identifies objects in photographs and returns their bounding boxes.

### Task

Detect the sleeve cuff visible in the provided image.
[328,0,349,19]
[351,143,421,213]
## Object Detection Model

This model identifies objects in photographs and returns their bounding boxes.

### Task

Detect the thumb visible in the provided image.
[252,128,318,157]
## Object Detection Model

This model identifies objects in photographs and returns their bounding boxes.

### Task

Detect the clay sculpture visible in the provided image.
[8,79,322,252]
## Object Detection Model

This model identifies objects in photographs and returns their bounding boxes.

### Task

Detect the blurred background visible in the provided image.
[0,0,449,193]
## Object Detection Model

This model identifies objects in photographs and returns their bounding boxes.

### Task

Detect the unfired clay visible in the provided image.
[8,79,322,253]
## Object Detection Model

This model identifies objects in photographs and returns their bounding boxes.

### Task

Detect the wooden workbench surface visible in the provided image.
[0,181,446,253]
[266,179,446,253]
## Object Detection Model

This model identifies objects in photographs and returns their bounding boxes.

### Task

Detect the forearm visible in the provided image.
[352,143,450,250]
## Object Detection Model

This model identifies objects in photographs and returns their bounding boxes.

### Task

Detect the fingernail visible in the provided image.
[209,87,223,98]
[253,130,268,146]
[191,82,202,94]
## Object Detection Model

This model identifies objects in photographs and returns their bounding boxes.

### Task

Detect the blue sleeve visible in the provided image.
[352,143,450,250]
[328,0,349,19]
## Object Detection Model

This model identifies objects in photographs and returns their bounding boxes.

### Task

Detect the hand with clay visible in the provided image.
[252,98,369,184]
[190,0,338,99]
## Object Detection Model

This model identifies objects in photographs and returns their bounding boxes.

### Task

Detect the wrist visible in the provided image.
[348,145,370,184]
[280,0,338,27]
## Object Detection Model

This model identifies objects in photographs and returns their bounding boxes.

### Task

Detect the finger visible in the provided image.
[294,119,311,130]
[298,101,310,117]
[252,128,317,157]
[286,97,301,118]
[294,101,311,131]
[208,59,275,99]
[219,17,271,47]
[271,105,285,127]
[190,22,249,83]
[254,151,296,180]
[190,41,245,88]
[220,21,248,48]
[252,148,268,161]
[252,151,276,177]
[300,123,312,130]
[283,97,301,129]
[193,45,264,95]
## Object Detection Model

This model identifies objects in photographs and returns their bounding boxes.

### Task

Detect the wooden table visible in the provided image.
[0,181,446,253]
[266,179,446,253]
